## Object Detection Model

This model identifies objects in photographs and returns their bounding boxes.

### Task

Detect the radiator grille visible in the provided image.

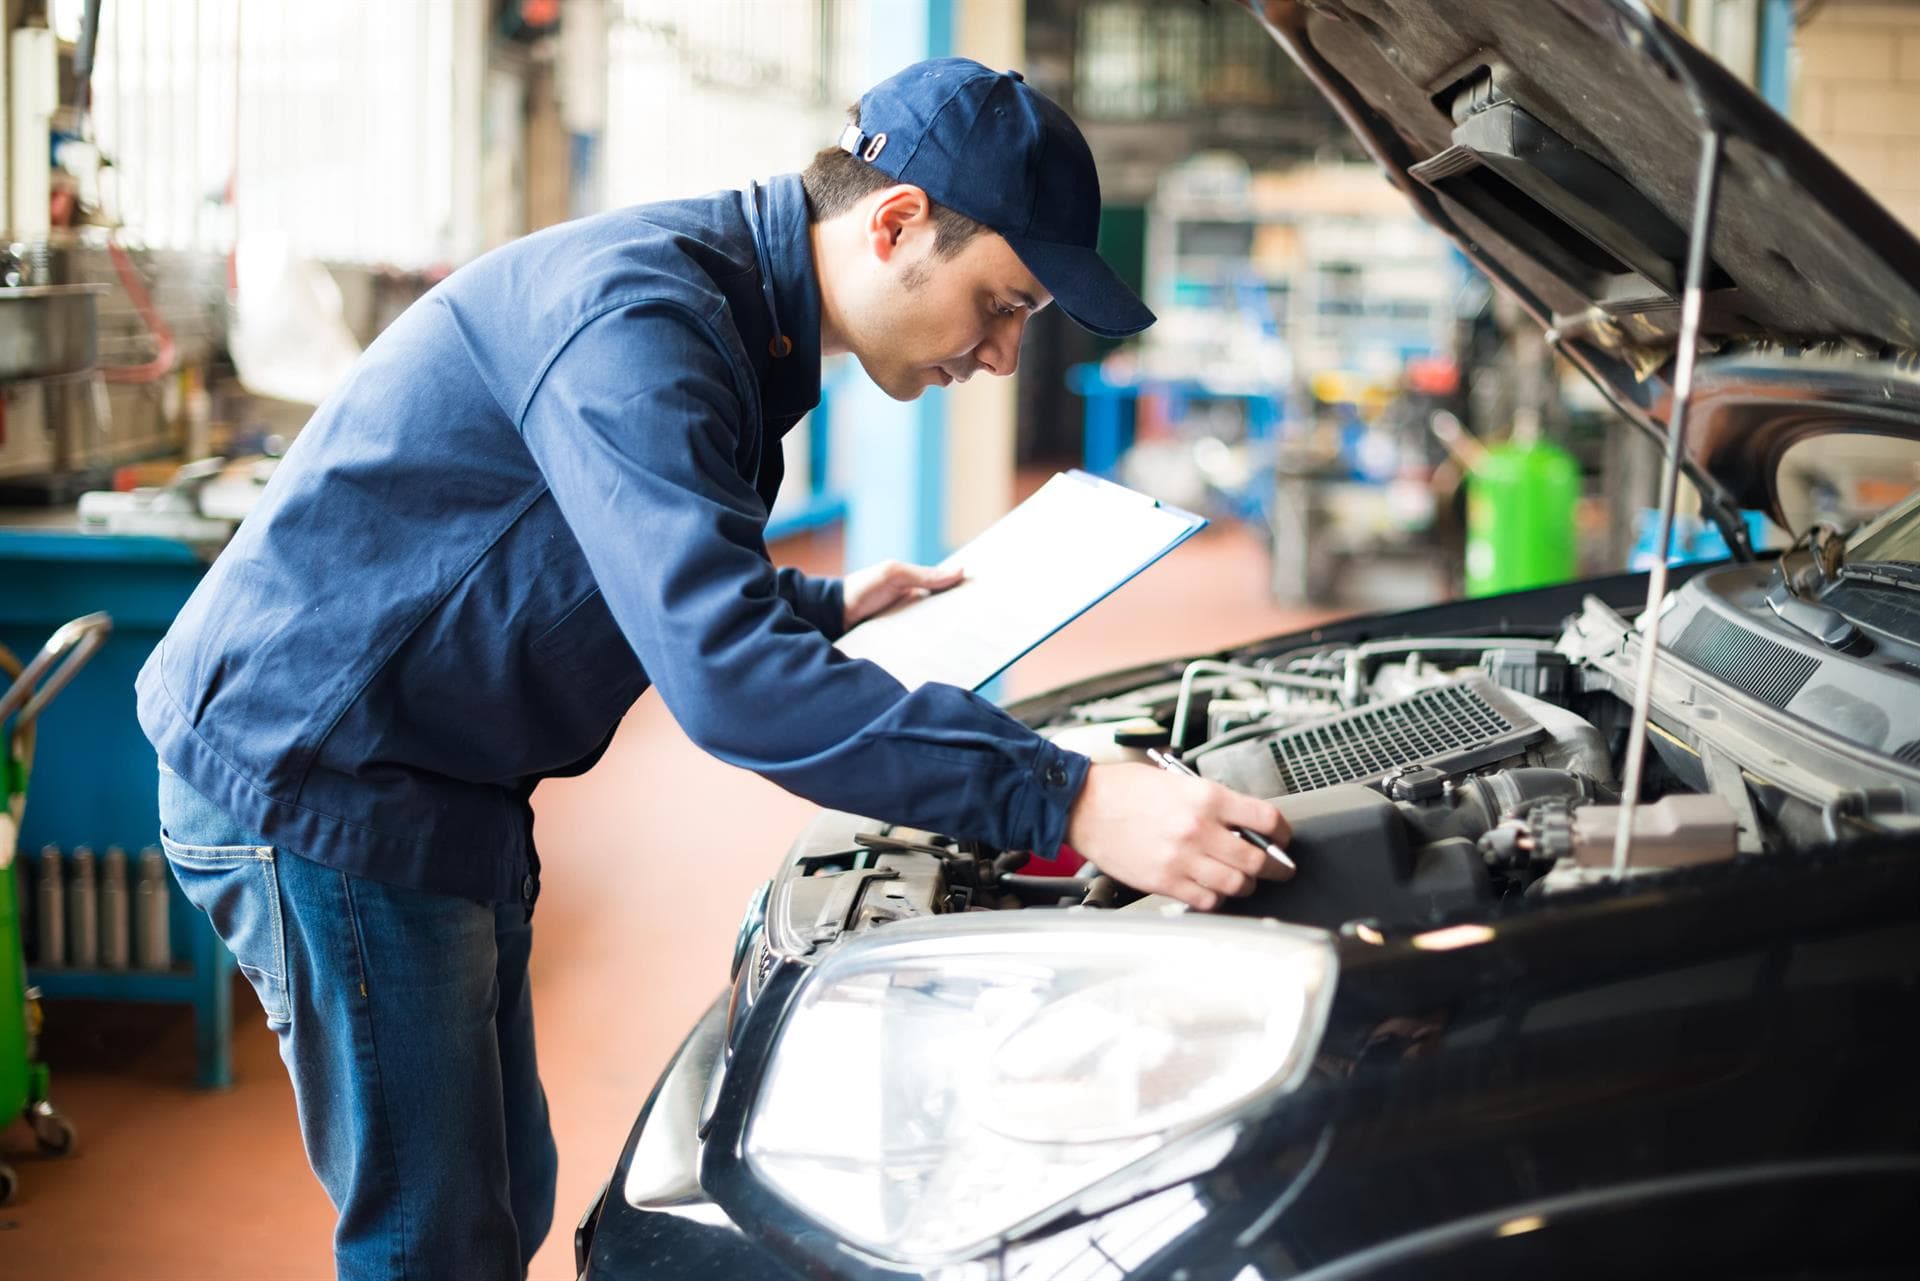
[1267,679,1533,792]
[1672,613,1819,708]
[1896,741,1920,767]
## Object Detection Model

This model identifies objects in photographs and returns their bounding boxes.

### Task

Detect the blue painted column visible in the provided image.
[843,0,956,572]
[1757,0,1795,114]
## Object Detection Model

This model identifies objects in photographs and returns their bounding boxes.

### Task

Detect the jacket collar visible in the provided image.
[740,173,823,425]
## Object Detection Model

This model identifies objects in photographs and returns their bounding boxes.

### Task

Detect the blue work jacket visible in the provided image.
[137,174,1090,906]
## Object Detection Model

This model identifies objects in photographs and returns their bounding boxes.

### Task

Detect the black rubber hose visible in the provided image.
[993,849,1032,875]
[1080,875,1121,908]
[996,873,1084,900]
[1453,768,1601,837]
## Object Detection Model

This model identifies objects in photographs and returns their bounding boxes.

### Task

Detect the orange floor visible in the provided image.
[2,516,1357,1280]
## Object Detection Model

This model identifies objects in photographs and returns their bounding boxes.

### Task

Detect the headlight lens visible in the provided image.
[743,914,1336,1262]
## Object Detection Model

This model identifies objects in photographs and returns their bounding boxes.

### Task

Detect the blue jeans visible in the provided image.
[159,764,558,1280]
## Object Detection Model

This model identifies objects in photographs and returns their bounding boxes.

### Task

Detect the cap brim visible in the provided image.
[1004,235,1156,339]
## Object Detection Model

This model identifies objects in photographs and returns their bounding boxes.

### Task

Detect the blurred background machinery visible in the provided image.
[1074,150,1471,607]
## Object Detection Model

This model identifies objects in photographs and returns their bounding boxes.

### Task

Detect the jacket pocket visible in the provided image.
[160,837,290,1025]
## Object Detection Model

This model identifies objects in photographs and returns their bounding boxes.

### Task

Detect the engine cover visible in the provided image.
[1220,784,1489,930]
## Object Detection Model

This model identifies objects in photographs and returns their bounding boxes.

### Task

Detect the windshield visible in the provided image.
[1775,434,1920,536]
[1847,485,1920,565]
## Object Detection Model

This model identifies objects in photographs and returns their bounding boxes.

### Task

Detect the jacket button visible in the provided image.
[1043,763,1069,788]
[521,874,535,901]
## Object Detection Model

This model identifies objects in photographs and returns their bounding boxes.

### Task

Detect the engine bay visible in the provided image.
[766,559,1920,960]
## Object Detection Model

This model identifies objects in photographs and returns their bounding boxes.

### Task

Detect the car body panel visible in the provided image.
[577,563,1920,1279]
[580,831,1920,1279]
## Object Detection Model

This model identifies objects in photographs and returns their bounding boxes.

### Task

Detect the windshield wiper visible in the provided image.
[1765,582,1863,649]
[1838,561,1920,592]
[1762,521,1865,650]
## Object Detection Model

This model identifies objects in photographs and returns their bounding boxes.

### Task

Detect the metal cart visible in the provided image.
[0,612,110,1204]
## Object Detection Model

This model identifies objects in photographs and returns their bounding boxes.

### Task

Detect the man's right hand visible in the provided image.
[1063,762,1293,911]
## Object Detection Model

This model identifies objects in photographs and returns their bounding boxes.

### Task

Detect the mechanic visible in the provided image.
[137,59,1289,1281]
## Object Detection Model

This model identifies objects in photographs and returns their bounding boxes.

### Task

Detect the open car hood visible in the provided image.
[1242,0,1920,539]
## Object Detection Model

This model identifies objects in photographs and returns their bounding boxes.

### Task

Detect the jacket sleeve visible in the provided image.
[518,302,1088,852]
[771,567,845,640]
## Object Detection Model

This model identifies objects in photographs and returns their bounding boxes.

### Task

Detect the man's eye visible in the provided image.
[991,299,1016,318]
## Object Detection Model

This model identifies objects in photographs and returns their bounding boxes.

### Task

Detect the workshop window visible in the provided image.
[71,0,461,269]
[603,0,863,208]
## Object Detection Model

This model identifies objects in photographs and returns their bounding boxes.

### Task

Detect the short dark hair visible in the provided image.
[800,103,988,259]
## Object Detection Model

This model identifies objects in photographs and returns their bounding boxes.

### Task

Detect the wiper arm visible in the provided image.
[1764,580,1862,650]
[1808,521,1848,587]
[1763,521,1864,650]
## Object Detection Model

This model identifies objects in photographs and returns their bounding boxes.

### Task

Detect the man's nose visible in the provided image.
[973,315,1026,378]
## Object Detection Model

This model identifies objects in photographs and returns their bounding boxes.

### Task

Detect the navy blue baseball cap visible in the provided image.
[836,57,1155,339]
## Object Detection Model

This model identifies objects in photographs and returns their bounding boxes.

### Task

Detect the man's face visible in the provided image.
[840,195,1052,401]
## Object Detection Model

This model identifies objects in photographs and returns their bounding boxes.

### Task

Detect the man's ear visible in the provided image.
[865,184,932,264]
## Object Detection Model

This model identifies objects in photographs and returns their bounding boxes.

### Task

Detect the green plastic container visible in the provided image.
[0,810,52,1206]
[1464,440,1581,597]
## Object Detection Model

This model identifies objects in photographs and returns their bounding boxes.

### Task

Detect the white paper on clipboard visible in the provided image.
[832,470,1207,691]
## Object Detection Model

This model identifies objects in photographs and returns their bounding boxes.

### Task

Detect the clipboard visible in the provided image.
[832,470,1207,692]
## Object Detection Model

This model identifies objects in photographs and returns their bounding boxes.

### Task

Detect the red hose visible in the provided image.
[102,235,176,383]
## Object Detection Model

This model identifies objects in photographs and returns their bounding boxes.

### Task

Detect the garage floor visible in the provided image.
[4,508,1351,1280]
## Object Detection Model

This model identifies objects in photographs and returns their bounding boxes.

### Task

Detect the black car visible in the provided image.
[576,3,1920,1277]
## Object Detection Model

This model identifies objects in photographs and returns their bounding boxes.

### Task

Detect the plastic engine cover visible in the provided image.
[1219,784,1490,930]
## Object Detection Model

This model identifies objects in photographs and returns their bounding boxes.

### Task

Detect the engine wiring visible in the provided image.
[1169,660,1342,751]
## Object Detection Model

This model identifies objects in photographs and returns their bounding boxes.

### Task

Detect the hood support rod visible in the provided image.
[1614,127,1726,877]
[1548,341,1754,562]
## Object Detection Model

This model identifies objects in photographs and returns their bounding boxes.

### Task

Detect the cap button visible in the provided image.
[1005,69,1024,82]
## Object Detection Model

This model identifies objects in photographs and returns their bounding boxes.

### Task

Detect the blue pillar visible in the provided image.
[844,0,955,572]
[1758,0,1794,114]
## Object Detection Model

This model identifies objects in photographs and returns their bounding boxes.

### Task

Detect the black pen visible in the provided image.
[1146,747,1296,873]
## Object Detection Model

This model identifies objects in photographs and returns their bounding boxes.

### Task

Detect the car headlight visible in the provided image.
[743,913,1336,1262]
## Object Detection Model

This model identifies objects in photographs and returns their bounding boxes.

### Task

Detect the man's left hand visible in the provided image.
[841,560,965,630]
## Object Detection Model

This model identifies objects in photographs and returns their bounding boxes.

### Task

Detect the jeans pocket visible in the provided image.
[161,837,291,1025]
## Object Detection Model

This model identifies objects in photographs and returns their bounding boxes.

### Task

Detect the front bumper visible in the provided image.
[577,1183,799,1281]
[576,993,801,1280]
